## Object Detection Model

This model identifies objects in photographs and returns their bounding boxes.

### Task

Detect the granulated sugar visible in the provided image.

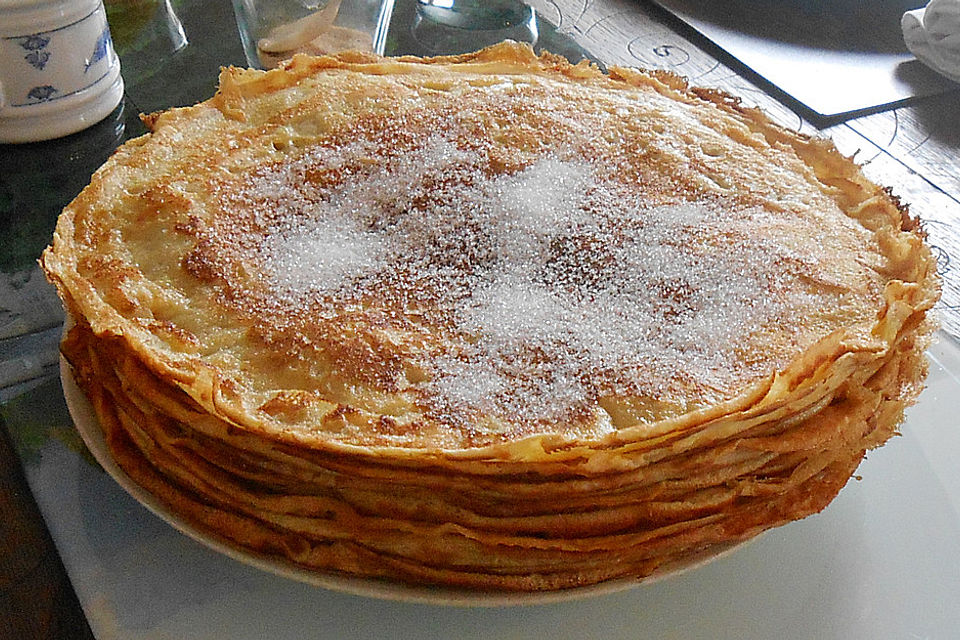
[263,216,384,299]
[233,131,825,425]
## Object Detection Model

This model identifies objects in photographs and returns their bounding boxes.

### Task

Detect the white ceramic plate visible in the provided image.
[60,356,750,606]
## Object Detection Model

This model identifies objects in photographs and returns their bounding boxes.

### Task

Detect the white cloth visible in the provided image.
[902,0,960,83]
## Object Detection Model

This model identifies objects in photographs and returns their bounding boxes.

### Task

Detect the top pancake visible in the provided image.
[42,43,938,455]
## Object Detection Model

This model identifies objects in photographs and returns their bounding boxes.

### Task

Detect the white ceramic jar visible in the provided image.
[0,0,123,143]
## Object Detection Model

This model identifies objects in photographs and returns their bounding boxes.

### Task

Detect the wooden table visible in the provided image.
[1,1,958,637]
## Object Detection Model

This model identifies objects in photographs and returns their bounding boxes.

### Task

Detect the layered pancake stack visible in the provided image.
[42,43,939,593]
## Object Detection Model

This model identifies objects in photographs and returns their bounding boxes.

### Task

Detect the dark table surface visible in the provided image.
[2,3,245,637]
[2,1,959,637]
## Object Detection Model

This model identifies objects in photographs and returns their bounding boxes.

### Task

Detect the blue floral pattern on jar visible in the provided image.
[26,85,58,102]
[17,34,52,70]
[17,34,50,51]
[85,27,112,72]
[3,3,119,108]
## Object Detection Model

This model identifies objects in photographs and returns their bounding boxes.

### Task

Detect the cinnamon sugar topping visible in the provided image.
[214,129,850,426]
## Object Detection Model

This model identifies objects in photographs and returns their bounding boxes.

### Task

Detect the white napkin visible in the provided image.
[902,0,960,83]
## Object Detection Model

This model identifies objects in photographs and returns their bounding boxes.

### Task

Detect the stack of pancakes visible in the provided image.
[42,43,939,593]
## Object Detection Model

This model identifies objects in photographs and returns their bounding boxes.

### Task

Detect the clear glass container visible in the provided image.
[411,0,537,55]
[231,0,396,68]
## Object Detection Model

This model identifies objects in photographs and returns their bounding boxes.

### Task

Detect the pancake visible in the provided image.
[42,42,939,592]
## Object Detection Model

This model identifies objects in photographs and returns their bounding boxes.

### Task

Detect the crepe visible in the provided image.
[42,42,939,592]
